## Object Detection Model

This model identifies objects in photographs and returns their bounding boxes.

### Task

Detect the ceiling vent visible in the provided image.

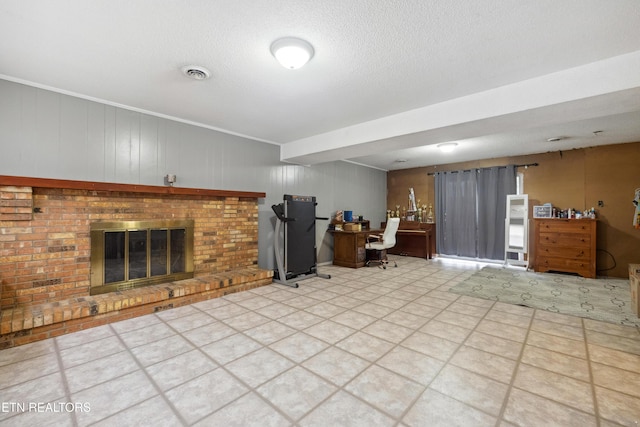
[181,65,211,80]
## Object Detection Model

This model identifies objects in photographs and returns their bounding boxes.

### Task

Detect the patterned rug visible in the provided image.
[449,266,639,328]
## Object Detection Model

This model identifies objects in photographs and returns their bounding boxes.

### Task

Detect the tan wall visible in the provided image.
[387,141,640,278]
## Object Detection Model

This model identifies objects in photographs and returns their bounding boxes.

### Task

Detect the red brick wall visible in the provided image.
[0,186,259,309]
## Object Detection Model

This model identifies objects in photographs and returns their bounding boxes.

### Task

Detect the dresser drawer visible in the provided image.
[537,220,593,234]
[536,256,594,278]
[538,232,591,248]
[537,245,590,259]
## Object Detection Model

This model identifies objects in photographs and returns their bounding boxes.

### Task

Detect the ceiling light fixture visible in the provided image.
[437,142,458,153]
[546,136,566,142]
[270,37,314,69]
[181,65,211,80]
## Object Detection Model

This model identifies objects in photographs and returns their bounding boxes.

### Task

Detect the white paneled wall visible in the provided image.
[0,79,387,269]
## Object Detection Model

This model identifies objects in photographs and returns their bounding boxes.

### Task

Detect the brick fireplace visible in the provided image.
[0,176,272,348]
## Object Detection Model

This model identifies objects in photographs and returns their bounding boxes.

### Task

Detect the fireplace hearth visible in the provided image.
[1,175,270,348]
[1,175,266,311]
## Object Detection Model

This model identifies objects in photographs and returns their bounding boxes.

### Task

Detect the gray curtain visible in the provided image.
[477,165,517,259]
[435,170,477,257]
[435,165,516,260]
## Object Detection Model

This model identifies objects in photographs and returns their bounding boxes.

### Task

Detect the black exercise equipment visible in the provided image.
[271,195,330,288]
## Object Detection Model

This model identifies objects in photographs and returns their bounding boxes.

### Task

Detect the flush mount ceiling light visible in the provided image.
[437,142,458,153]
[181,65,211,80]
[546,136,566,142]
[270,37,314,69]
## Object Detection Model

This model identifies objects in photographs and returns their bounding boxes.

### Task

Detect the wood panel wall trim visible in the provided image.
[0,175,266,199]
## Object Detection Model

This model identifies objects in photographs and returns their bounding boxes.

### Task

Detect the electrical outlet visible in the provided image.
[598,200,604,207]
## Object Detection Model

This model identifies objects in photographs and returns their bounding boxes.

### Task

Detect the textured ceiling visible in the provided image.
[1,0,640,170]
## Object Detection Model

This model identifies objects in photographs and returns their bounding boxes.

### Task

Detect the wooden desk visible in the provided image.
[330,229,382,268]
[382,221,436,259]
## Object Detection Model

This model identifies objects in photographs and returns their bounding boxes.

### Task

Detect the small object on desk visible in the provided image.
[409,188,417,211]
[427,204,434,223]
[533,205,553,218]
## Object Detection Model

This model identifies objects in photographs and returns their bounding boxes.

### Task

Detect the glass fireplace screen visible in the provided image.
[90,220,194,295]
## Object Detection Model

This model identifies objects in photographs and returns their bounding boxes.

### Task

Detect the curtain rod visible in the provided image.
[426,162,539,176]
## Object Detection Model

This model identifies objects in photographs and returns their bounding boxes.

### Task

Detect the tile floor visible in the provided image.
[1,256,639,426]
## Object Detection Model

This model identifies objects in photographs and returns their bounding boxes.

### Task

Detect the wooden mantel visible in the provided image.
[0,175,265,198]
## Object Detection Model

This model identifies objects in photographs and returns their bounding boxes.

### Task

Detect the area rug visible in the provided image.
[449,266,639,328]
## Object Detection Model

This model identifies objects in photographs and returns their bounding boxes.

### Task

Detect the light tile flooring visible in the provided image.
[1,256,640,426]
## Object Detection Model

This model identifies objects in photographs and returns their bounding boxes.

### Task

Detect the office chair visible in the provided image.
[365,217,400,268]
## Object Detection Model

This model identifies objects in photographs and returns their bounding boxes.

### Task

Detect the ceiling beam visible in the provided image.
[280,50,640,165]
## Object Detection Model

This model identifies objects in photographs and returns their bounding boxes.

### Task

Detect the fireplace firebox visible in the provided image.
[90,220,194,295]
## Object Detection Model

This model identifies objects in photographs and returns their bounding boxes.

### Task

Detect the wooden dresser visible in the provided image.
[532,218,597,278]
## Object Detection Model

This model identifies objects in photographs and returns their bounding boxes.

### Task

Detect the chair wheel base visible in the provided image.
[366,258,398,269]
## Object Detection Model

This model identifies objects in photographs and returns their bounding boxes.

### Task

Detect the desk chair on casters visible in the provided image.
[365,217,400,269]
